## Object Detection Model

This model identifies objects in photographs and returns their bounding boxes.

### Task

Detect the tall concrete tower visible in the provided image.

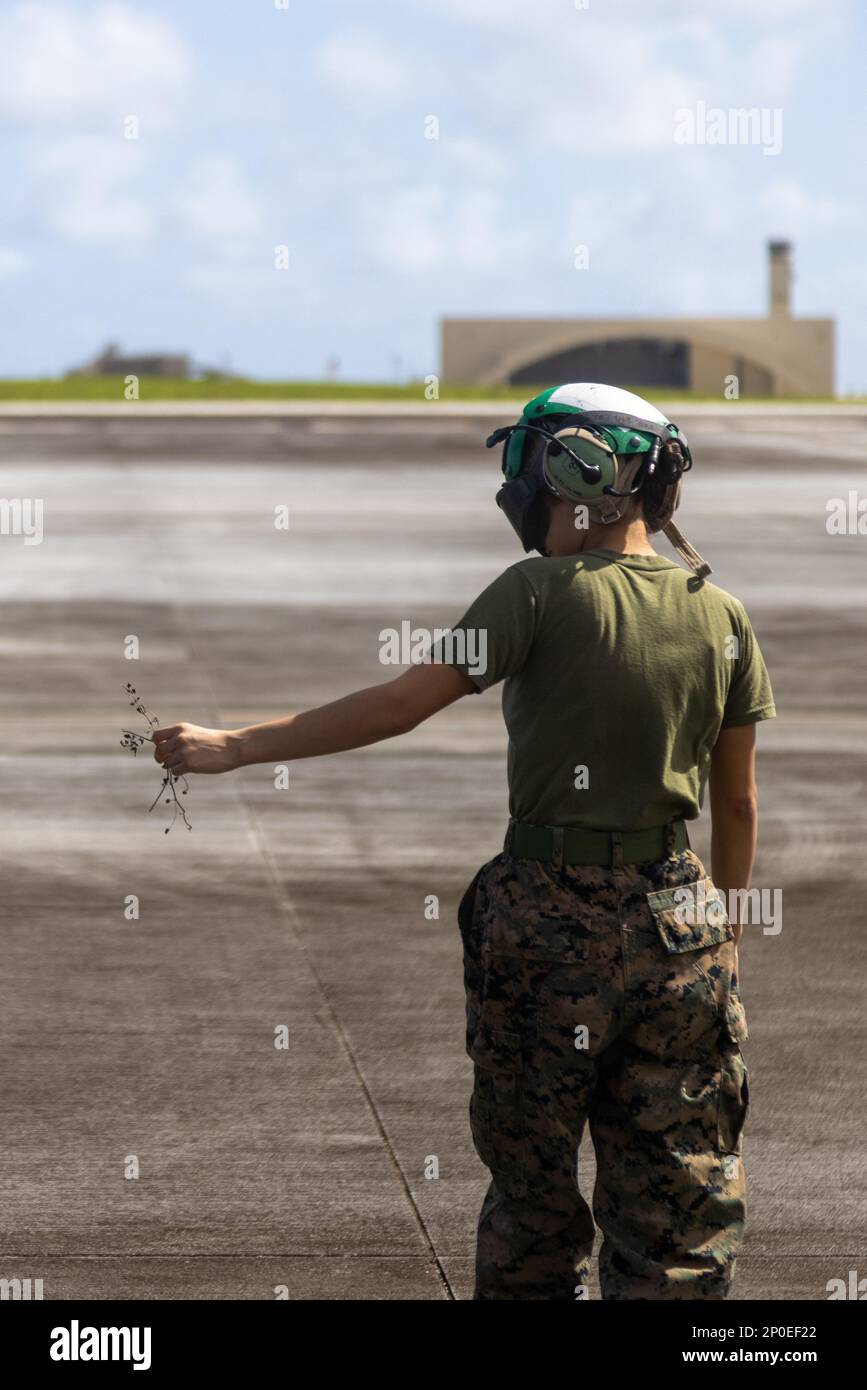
[768,240,793,318]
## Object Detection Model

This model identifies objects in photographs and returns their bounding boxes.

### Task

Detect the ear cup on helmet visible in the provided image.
[543,426,619,501]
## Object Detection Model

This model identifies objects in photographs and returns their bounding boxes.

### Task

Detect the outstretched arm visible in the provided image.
[153,663,475,776]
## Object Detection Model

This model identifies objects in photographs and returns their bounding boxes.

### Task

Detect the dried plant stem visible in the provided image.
[120,683,192,833]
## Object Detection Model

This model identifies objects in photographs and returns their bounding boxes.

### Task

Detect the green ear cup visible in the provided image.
[544,426,620,501]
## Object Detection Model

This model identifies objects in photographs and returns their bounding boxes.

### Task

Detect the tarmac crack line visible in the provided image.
[173,608,455,1303]
[116,453,455,1299]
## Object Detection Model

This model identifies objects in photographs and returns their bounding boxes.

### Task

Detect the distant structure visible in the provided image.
[67,342,191,379]
[441,243,834,397]
[66,343,237,381]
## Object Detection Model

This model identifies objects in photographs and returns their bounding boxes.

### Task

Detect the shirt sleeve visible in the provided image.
[721,604,776,727]
[433,563,538,692]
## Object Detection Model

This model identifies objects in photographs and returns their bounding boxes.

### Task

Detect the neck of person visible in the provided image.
[545,505,657,558]
[582,514,656,556]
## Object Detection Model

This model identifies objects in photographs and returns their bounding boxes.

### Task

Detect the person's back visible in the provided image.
[454,549,774,830]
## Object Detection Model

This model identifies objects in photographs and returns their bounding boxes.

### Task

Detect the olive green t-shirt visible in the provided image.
[445,549,775,830]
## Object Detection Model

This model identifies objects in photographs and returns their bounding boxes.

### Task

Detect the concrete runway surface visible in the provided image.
[1,408,865,1301]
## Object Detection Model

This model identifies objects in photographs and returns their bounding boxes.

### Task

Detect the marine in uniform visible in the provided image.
[447,383,775,1299]
[153,382,774,1301]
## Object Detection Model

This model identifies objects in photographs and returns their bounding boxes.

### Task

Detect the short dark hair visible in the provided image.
[640,438,685,534]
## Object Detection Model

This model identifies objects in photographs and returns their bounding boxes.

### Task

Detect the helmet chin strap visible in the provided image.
[581,456,713,579]
[662,521,712,579]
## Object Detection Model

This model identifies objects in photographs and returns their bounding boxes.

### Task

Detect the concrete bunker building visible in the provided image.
[441,243,834,397]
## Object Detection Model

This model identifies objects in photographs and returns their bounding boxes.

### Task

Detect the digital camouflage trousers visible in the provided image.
[458,847,749,1301]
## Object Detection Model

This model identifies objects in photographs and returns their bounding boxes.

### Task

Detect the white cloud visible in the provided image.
[418,0,555,31]
[174,158,265,244]
[0,247,27,275]
[566,191,652,256]
[0,2,191,130]
[440,135,511,180]
[680,0,830,19]
[487,32,701,157]
[452,190,535,271]
[316,32,413,103]
[0,3,190,246]
[756,178,856,235]
[363,186,442,273]
[361,184,535,274]
[419,3,827,157]
[28,136,155,241]
[423,0,832,28]
[651,263,756,316]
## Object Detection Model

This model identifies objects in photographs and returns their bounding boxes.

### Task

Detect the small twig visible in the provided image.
[120,683,192,833]
[120,730,153,754]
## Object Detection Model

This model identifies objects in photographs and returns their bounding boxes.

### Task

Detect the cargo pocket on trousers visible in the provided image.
[647,878,734,1024]
[714,979,750,1153]
[724,982,749,1043]
[717,1041,750,1154]
[468,1025,527,1193]
[646,879,733,954]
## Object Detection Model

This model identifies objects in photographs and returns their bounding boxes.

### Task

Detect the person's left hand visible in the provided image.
[153,723,240,775]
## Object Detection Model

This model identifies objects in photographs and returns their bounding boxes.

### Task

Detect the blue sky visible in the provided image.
[0,0,864,389]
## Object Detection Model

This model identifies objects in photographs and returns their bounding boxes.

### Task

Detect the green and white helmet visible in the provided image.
[486,382,710,577]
